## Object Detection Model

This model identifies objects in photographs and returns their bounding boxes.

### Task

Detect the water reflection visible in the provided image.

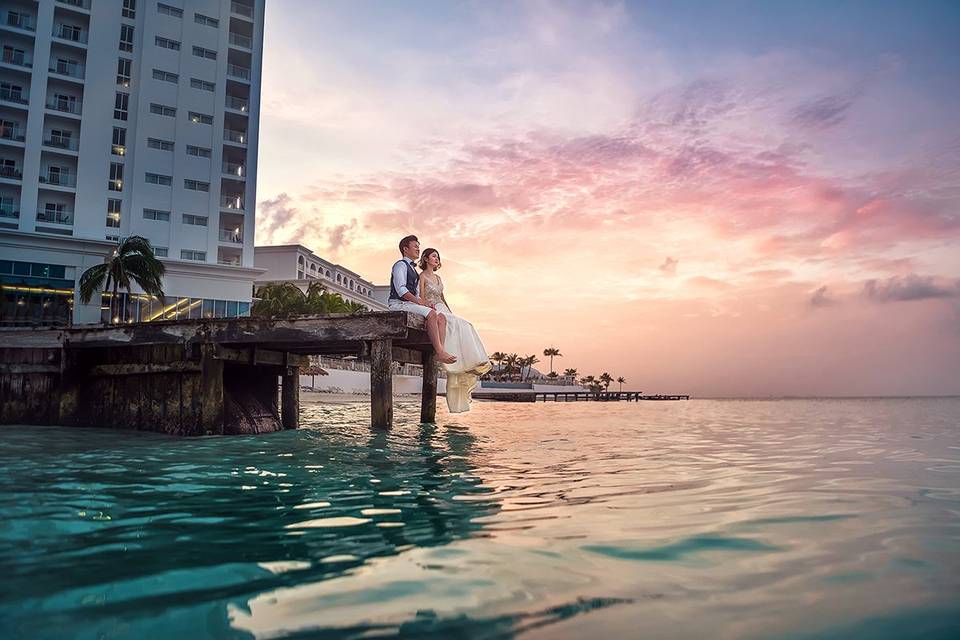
[0,411,501,638]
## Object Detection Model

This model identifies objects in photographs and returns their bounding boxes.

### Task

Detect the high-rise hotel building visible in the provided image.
[0,0,265,325]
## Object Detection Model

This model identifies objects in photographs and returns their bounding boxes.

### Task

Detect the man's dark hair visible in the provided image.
[399,235,418,254]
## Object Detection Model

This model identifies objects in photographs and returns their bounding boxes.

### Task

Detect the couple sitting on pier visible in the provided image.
[388,235,492,413]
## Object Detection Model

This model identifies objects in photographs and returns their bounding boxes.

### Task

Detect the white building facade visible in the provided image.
[0,0,265,326]
[254,244,389,311]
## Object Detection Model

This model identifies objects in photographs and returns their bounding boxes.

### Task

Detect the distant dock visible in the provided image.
[470,391,691,402]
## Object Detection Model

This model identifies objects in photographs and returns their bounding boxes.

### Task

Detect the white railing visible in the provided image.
[5,11,36,31]
[36,208,74,224]
[0,87,27,104]
[56,0,90,10]
[222,161,245,177]
[39,172,76,187]
[46,98,82,114]
[0,166,22,180]
[223,129,247,144]
[229,32,252,48]
[44,135,77,150]
[231,2,254,18]
[53,24,87,43]
[225,95,248,112]
[227,64,250,80]
[1,51,31,68]
[219,229,243,243]
[49,61,85,78]
[0,125,25,141]
[220,195,244,210]
[0,207,19,219]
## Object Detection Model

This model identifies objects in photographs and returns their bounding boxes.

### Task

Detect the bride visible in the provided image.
[418,248,492,413]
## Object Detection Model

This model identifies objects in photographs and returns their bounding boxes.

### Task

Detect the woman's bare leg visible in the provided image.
[426,311,456,363]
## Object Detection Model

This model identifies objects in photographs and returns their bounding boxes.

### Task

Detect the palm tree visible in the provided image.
[79,236,165,324]
[599,372,613,391]
[580,375,595,388]
[542,347,562,375]
[490,351,506,372]
[252,282,307,317]
[522,354,540,381]
[617,376,626,392]
[504,353,520,381]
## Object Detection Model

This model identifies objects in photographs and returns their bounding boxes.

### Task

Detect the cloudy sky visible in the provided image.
[254,0,960,397]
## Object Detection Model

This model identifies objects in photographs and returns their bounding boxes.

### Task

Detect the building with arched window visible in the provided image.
[253,244,387,311]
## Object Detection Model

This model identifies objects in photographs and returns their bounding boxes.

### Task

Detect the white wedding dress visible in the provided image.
[421,275,492,413]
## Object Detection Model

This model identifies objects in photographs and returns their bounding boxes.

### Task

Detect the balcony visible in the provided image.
[219,228,243,243]
[227,64,250,81]
[0,86,28,105]
[49,61,85,80]
[36,208,74,225]
[220,195,244,211]
[3,11,36,32]
[231,2,254,19]
[56,0,90,11]
[0,165,22,181]
[39,172,76,188]
[222,161,246,178]
[0,205,18,219]
[0,125,25,143]
[223,129,247,145]
[46,98,82,115]
[225,95,248,112]
[44,135,78,151]
[229,32,252,49]
[1,50,31,69]
[53,24,88,44]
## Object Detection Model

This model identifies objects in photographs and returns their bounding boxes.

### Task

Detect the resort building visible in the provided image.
[0,0,266,326]
[254,244,389,311]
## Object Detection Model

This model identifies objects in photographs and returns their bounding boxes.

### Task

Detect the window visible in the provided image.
[157,3,182,18]
[1,82,24,102]
[152,69,178,83]
[114,92,129,120]
[112,127,126,155]
[48,129,72,148]
[188,111,213,125]
[143,208,170,221]
[183,214,208,226]
[190,78,215,92]
[181,250,206,261]
[155,36,180,51]
[192,46,217,60]
[106,199,121,228]
[123,0,137,19]
[194,13,219,27]
[106,235,120,242]
[3,46,26,66]
[145,172,173,186]
[109,163,124,191]
[153,246,168,257]
[185,145,211,158]
[184,179,210,192]
[59,25,82,42]
[150,103,176,117]
[120,25,134,52]
[147,138,174,151]
[117,58,131,86]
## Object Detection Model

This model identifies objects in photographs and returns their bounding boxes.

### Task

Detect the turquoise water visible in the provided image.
[1,398,958,639]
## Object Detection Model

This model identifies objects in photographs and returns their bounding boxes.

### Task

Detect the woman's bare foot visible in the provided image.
[437,352,458,364]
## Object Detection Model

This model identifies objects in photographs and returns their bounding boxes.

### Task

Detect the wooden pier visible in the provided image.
[471,391,690,402]
[0,312,434,435]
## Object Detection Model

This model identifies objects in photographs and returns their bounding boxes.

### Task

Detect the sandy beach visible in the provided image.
[300,390,421,405]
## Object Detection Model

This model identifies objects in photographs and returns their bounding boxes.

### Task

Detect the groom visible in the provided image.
[388,235,457,364]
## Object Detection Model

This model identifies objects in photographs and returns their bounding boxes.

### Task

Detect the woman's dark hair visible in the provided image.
[399,235,418,254]
[418,248,441,271]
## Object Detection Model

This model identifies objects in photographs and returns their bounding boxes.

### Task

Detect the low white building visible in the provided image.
[253,244,388,311]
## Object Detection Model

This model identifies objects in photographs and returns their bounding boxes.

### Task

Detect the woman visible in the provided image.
[418,248,492,413]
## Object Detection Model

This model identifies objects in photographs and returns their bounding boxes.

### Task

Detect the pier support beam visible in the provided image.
[370,339,393,429]
[199,344,225,435]
[281,364,300,430]
[420,350,437,423]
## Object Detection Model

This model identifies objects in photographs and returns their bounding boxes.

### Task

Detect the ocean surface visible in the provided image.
[1,398,958,639]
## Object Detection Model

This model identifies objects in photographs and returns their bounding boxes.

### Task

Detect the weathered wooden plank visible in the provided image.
[281,366,299,430]
[370,339,392,429]
[199,344,224,435]
[55,313,412,348]
[392,345,427,364]
[0,328,64,349]
[0,363,60,374]
[420,351,437,423]
[211,345,309,367]
[89,362,203,376]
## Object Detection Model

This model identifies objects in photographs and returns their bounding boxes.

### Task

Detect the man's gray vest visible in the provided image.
[388,259,418,301]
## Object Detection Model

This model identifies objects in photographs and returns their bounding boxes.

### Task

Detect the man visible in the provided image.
[388,235,457,364]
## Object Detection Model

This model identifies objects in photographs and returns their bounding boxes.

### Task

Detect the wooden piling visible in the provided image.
[420,350,437,423]
[281,363,299,430]
[370,339,393,429]
[199,344,224,435]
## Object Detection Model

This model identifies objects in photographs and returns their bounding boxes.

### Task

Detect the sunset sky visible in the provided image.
[254,0,960,397]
